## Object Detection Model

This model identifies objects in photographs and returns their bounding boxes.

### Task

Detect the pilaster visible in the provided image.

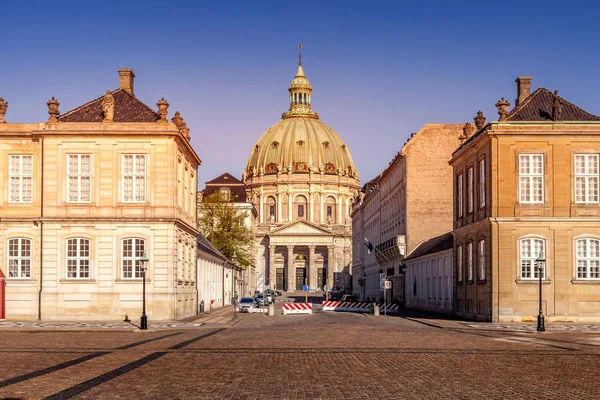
[287,245,295,292]
[309,245,316,290]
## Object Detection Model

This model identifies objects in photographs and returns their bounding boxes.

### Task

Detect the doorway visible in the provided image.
[276,268,284,291]
[296,268,306,291]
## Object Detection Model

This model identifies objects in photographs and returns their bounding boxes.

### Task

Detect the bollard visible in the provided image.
[373,304,380,316]
[200,300,205,313]
[268,302,275,316]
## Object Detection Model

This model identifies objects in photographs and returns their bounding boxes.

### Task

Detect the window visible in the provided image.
[8,155,33,203]
[122,154,146,202]
[457,174,463,217]
[177,159,182,207]
[327,205,333,218]
[576,238,600,280]
[478,239,485,280]
[457,245,463,282]
[298,204,304,217]
[575,154,599,203]
[121,238,146,279]
[520,238,545,279]
[467,243,473,281]
[479,159,485,208]
[468,167,474,213]
[67,154,91,202]
[269,205,275,217]
[7,238,32,278]
[66,238,90,279]
[519,154,544,203]
[184,167,189,212]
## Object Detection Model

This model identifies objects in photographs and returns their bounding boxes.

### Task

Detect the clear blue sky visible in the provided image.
[2,0,600,186]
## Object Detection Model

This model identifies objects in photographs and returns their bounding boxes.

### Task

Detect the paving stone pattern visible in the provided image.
[1,310,600,399]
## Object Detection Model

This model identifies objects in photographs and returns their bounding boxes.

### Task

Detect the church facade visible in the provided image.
[244,57,360,293]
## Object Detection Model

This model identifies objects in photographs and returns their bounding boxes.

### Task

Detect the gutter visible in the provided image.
[37,136,44,321]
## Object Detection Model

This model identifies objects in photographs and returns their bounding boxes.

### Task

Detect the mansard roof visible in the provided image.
[202,172,247,202]
[58,89,159,122]
[507,88,600,122]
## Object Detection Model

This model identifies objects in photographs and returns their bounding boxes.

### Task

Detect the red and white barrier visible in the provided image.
[322,301,346,311]
[346,302,372,313]
[377,303,399,313]
[282,303,312,315]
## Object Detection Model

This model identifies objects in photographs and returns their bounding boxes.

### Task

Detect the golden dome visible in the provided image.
[245,60,357,178]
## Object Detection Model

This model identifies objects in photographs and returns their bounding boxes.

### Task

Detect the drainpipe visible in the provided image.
[221,259,226,308]
[37,136,44,321]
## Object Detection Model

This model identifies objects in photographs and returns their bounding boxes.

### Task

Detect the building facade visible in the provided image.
[452,76,600,322]
[0,69,201,320]
[244,57,360,293]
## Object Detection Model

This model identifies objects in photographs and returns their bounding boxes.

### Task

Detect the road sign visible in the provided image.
[384,280,392,289]
[379,273,386,281]
[303,285,310,292]
[379,273,386,290]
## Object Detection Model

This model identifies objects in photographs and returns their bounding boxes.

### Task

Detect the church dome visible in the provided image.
[245,61,357,178]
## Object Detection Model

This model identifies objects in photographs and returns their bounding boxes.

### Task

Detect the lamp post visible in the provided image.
[362,272,367,302]
[535,250,545,332]
[232,253,238,319]
[139,252,149,330]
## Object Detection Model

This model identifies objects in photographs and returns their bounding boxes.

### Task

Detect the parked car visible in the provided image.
[327,291,340,300]
[238,297,256,313]
[264,289,277,300]
[255,294,267,306]
[341,294,358,302]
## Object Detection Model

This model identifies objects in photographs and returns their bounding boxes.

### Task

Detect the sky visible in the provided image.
[2,0,600,186]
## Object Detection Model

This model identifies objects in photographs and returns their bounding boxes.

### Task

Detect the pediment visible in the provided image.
[269,221,332,236]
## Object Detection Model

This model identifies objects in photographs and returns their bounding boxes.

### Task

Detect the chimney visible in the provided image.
[118,68,135,95]
[515,76,532,107]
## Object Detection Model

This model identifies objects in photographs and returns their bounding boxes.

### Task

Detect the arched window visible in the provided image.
[66,238,90,279]
[520,238,545,279]
[456,245,463,283]
[478,239,485,280]
[295,195,308,220]
[576,238,600,280]
[8,238,32,278]
[266,196,277,222]
[326,196,336,223]
[466,242,473,281]
[121,238,146,279]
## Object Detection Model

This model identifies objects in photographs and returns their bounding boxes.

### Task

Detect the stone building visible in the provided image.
[244,56,360,293]
[452,76,600,322]
[352,124,461,303]
[0,69,201,320]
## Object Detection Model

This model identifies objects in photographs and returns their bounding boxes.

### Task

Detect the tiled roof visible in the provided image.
[507,88,600,122]
[58,89,159,122]
[197,234,227,261]
[205,172,243,185]
[403,232,453,262]
[203,172,247,202]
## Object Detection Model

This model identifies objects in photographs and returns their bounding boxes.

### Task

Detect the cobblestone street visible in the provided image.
[2,309,600,399]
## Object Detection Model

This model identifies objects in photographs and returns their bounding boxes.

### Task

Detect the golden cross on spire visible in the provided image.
[298,43,303,66]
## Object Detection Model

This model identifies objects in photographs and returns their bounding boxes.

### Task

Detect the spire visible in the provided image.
[282,46,319,120]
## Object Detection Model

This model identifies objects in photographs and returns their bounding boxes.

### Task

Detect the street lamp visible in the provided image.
[232,252,238,319]
[139,252,149,330]
[535,250,545,332]
[362,272,367,302]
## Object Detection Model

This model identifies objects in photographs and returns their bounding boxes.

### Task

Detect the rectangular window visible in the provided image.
[66,238,90,279]
[327,205,333,218]
[121,238,146,279]
[67,154,91,202]
[457,245,463,282]
[177,159,182,207]
[576,238,600,280]
[479,159,485,208]
[8,155,33,203]
[7,238,32,278]
[457,174,463,217]
[478,239,485,280]
[467,242,473,281]
[519,154,544,203]
[468,167,474,213]
[269,205,275,217]
[520,238,545,279]
[575,154,599,203]
[122,154,146,202]
[298,204,304,217]
[184,167,189,212]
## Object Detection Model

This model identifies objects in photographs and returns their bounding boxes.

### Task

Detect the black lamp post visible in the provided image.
[232,253,238,319]
[139,252,149,330]
[535,250,545,332]
[362,272,367,301]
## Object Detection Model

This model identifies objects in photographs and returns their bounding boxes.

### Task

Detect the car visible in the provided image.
[255,294,267,306]
[238,297,256,313]
[341,294,358,302]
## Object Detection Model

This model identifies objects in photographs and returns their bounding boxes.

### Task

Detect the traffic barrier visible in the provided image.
[282,303,312,315]
[377,303,399,313]
[346,302,372,313]
[322,301,345,311]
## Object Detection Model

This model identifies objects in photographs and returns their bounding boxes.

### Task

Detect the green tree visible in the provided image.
[197,191,253,267]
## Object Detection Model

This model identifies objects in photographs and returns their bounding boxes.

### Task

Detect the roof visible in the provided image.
[403,232,453,262]
[202,172,248,202]
[205,172,244,186]
[58,89,159,122]
[197,234,227,262]
[507,88,600,122]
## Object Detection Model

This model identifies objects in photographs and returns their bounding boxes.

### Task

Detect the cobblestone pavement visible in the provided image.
[2,309,600,399]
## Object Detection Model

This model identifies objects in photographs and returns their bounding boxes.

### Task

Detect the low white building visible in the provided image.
[197,235,239,312]
[404,232,453,315]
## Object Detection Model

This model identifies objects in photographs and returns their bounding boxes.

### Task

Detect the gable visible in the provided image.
[269,221,332,236]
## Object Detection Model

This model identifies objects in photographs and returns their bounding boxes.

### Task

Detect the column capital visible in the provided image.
[308,245,316,251]
[269,245,276,255]
[287,245,294,252]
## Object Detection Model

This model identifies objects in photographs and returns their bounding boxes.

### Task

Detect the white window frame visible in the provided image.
[66,238,91,279]
[121,238,146,279]
[468,167,474,213]
[7,238,32,279]
[122,154,147,203]
[479,158,485,208]
[576,238,600,280]
[519,238,545,280]
[574,154,599,204]
[457,174,463,217]
[66,154,92,203]
[519,154,544,203]
[8,155,33,203]
[478,239,485,281]
[467,242,473,281]
[457,245,463,282]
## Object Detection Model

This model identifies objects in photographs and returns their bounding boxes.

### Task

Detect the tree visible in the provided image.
[197,191,253,267]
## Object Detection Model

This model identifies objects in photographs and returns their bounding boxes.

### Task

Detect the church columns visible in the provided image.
[308,245,316,290]
[277,192,282,222]
[337,195,343,225]
[309,193,315,223]
[327,245,334,290]
[320,196,325,224]
[288,193,293,222]
[287,245,295,292]
[260,195,265,224]
[268,245,276,290]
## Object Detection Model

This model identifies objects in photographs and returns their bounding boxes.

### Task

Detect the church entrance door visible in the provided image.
[296,268,306,291]
[276,268,284,291]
